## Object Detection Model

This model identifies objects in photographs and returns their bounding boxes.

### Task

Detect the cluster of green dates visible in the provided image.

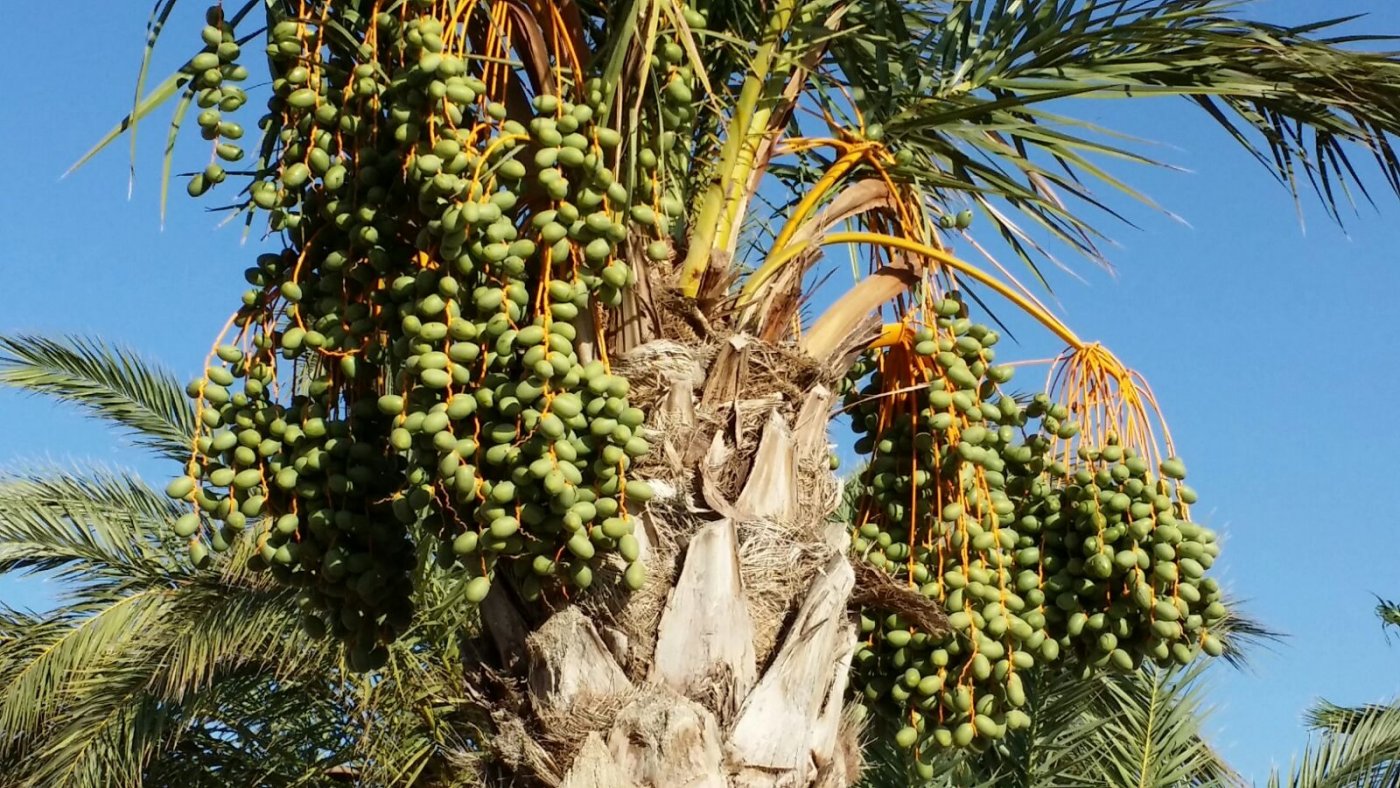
[1028,442,1225,670]
[171,350,418,660]
[616,12,708,243]
[164,2,674,669]
[185,6,251,197]
[649,12,704,173]
[840,296,1226,771]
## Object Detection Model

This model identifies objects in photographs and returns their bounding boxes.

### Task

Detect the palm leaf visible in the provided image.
[1214,600,1283,670]
[119,0,182,196]
[1082,662,1243,787]
[1271,705,1400,788]
[1275,593,1400,787]
[0,469,184,583]
[0,452,491,787]
[0,334,196,461]
[65,71,187,181]
[1307,701,1400,737]
[823,0,1400,284]
[0,587,170,746]
[1377,597,1400,639]
[0,525,349,786]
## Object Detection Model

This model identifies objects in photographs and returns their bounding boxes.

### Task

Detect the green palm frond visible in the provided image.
[20,681,177,788]
[1271,704,1400,788]
[0,469,185,584]
[0,457,493,786]
[0,567,322,749]
[341,582,494,786]
[0,465,348,786]
[136,675,352,788]
[1082,661,1242,787]
[0,554,350,785]
[145,571,327,700]
[0,587,171,748]
[824,0,1400,279]
[966,664,1127,788]
[1271,593,1400,786]
[1307,701,1400,736]
[1215,601,1282,670]
[1376,597,1400,638]
[857,661,1237,788]
[0,335,195,461]
[8,654,352,788]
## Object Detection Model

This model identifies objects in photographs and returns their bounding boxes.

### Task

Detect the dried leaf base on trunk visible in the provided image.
[478,335,877,788]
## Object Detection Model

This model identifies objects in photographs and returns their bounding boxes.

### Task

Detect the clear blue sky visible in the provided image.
[2,1,1399,782]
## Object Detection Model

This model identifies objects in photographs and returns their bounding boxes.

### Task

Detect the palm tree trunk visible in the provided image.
[478,330,869,787]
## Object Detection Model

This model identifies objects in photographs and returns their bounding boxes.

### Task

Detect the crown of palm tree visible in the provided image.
[88,0,1400,338]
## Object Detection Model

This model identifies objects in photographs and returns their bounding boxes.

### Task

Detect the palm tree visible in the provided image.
[0,336,497,786]
[68,1,1400,786]
[0,358,1266,788]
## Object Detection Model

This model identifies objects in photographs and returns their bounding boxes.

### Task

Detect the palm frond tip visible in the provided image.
[0,334,195,461]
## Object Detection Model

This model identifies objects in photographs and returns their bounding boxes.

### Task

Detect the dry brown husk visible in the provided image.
[483,291,895,787]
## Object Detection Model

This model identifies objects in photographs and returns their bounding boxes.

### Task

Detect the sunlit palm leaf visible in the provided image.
[1377,597,1400,638]
[1308,701,1400,737]
[0,517,350,785]
[821,0,1400,283]
[1085,661,1242,787]
[0,335,195,461]
[1215,601,1283,670]
[0,469,184,583]
[1276,594,1400,787]
[0,586,170,747]
[1271,705,1400,788]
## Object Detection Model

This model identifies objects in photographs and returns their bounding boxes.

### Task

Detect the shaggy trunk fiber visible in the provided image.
[480,334,870,787]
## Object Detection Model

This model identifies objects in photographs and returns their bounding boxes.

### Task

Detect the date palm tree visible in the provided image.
[56,0,1400,785]
[0,340,1261,787]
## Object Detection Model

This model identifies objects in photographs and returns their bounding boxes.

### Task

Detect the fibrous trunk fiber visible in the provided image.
[486,337,866,787]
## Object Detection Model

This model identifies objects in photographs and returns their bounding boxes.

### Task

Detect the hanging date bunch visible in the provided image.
[841,290,1227,772]
[160,1,694,670]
